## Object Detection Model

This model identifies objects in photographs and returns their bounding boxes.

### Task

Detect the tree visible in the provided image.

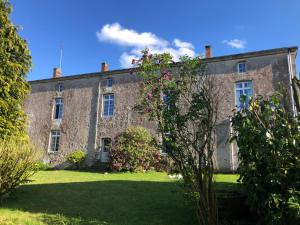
[134,50,219,225]
[0,0,32,139]
[231,93,300,224]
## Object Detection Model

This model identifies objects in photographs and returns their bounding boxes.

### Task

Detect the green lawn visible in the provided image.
[0,171,239,225]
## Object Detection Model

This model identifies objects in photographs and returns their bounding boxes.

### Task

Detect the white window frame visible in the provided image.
[235,81,253,109]
[54,98,64,119]
[102,94,114,117]
[237,62,246,74]
[49,130,60,152]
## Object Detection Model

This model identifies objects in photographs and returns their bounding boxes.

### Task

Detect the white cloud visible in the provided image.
[96,23,168,48]
[96,23,196,68]
[222,39,246,49]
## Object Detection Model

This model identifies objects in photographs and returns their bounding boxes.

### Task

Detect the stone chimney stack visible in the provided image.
[101,62,109,72]
[205,45,212,58]
[53,68,62,78]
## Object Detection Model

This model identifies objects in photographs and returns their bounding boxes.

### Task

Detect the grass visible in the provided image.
[0,171,240,225]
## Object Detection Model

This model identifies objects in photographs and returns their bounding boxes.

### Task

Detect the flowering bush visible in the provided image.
[110,126,161,172]
[134,49,219,225]
[231,93,300,225]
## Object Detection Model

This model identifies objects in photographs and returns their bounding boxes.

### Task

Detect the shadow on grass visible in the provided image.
[1,179,253,225]
[2,180,196,225]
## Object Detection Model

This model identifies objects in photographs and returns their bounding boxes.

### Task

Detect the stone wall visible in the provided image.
[25,49,296,171]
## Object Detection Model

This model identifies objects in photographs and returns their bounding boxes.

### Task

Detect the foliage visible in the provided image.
[231,93,300,225]
[134,50,219,225]
[110,126,161,172]
[66,150,87,169]
[34,161,52,171]
[0,0,32,139]
[0,138,40,200]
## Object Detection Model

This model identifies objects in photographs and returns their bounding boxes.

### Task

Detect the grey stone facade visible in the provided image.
[25,46,298,172]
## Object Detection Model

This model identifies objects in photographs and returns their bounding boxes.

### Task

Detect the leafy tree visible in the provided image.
[231,93,300,224]
[134,50,219,225]
[0,0,32,139]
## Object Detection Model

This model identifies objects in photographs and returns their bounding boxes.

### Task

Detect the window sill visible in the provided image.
[48,151,59,154]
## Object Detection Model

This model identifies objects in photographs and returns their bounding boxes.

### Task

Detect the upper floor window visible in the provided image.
[56,83,64,92]
[162,91,170,110]
[54,98,64,119]
[106,78,113,88]
[235,81,253,109]
[237,62,246,74]
[50,130,60,152]
[103,94,114,117]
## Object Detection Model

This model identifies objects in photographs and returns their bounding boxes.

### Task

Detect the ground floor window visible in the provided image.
[50,130,60,152]
[101,138,111,152]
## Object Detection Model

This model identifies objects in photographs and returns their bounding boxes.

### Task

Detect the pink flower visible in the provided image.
[147,92,153,100]
[162,71,171,80]
[131,59,136,64]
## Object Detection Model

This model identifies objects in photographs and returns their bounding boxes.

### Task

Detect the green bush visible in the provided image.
[34,161,52,171]
[0,138,40,200]
[110,126,161,172]
[231,93,300,225]
[66,150,87,169]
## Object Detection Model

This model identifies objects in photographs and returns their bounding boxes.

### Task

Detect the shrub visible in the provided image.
[34,161,52,171]
[66,150,87,169]
[0,138,40,200]
[231,93,300,225]
[110,126,161,172]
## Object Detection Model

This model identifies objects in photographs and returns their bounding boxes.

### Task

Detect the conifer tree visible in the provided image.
[0,0,32,139]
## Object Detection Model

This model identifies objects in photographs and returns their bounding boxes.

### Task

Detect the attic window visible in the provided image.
[57,83,64,92]
[237,62,246,74]
[106,78,113,88]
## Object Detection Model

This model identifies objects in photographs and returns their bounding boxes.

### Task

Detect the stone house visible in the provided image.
[24,46,298,172]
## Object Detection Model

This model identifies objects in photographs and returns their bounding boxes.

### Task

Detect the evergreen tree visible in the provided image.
[0,0,32,139]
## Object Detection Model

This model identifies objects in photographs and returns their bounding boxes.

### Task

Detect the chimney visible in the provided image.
[205,45,212,58]
[101,62,109,72]
[53,68,62,78]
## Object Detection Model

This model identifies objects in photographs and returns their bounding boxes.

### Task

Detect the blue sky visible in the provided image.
[9,0,300,81]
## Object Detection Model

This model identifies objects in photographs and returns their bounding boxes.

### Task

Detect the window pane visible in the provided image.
[106,79,113,87]
[50,131,60,151]
[103,94,114,117]
[235,81,253,109]
[54,99,64,119]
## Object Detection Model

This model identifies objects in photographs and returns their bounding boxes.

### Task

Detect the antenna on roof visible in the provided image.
[59,43,63,70]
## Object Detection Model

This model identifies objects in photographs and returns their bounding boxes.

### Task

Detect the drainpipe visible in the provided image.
[94,79,101,154]
[287,49,297,116]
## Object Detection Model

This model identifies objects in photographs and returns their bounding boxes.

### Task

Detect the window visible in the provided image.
[54,98,64,119]
[103,94,114,117]
[237,62,246,73]
[101,138,111,152]
[56,83,64,92]
[106,78,113,88]
[50,130,60,152]
[235,81,253,109]
[162,91,170,110]
[162,131,171,154]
